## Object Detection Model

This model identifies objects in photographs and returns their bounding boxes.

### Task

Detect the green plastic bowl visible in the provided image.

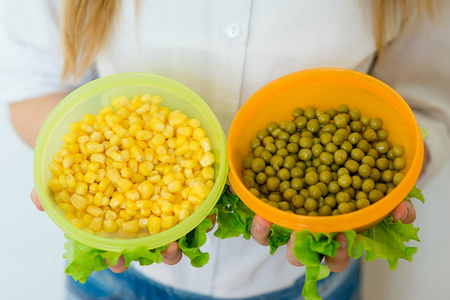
[34,73,228,252]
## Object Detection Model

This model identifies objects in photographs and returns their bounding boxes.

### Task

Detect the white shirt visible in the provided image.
[1,0,449,298]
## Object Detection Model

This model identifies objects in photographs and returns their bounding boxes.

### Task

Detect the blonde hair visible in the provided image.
[61,0,438,80]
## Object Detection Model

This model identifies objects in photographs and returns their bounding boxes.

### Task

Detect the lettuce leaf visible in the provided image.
[213,184,425,300]
[420,127,429,140]
[405,184,425,203]
[64,213,213,283]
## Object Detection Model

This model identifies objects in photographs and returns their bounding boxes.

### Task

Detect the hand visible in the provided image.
[250,200,417,272]
[30,187,217,273]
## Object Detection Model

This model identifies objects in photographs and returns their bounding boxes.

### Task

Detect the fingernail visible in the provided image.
[401,208,409,222]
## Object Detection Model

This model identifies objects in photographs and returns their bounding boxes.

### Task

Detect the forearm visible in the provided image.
[9,92,70,148]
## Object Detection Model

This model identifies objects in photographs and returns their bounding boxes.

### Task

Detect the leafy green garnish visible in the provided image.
[63,214,213,283]
[213,184,425,300]
[405,184,425,203]
[420,126,429,140]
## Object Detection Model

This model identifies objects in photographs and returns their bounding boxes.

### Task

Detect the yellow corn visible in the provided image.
[161,215,175,230]
[121,167,133,179]
[106,168,121,183]
[89,217,103,232]
[70,194,87,211]
[194,181,211,199]
[49,161,64,176]
[125,190,140,201]
[86,205,104,218]
[103,219,118,232]
[148,216,161,235]
[117,178,133,192]
[112,96,129,109]
[86,142,104,153]
[136,130,152,141]
[90,153,106,164]
[71,218,85,229]
[199,152,215,167]
[109,193,125,209]
[122,219,139,233]
[193,128,206,141]
[84,171,97,184]
[75,182,88,196]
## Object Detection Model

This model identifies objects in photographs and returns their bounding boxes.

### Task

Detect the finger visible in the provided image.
[30,188,44,211]
[325,233,350,273]
[392,200,416,224]
[250,215,272,246]
[206,214,216,233]
[107,255,128,273]
[228,185,236,195]
[162,242,182,265]
[286,231,304,267]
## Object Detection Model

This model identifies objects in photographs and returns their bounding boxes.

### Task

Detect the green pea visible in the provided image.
[308,211,320,216]
[356,198,371,210]
[350,121,363,133]
[249,188,260,197]
[298,149,313,161]
[350,148,365,162]
[328,181,341,194]
[370,117,383,130]
[279,181,291,193]
[267,176,281,191]
[295,116,308,130]
[277,168,291,181]
[330,163,339,172]
[393,157,406,170]
[304,106,317,120]
[326,108,338,119]
[376,158,390,171]
[340,141,353,153]
[338,202,352,214]
[242,156,253,169]
[304,198,318,212]
[361,156,376,168]
[337,167,350,177]
[264,166,277,177]
[242,175,255,189]
[338,174,352,188]
[289,133,301,144]
[292,108,305,118]
[276,148,289,158]
[375,183,388,194]
[253,146,265,157]
[279,120,287,130]
[366,148,379,160]
[336,191,350,203]
[319,152,334,165]
[305,172,319,185]
[287,143,299,154]
[348,109,361,120]
[334,149,348,165]
[278,131,291,142]
[295,208,308,215]
[361,178,375,192]
[268,193,282,203]
[322,124,337,135]
[259,151,273,164]
[381,170,393,183]
[305,166,317,174]
[360,115,371,126]
[270,155,284,170]
[334,114,348,128]
[278,201,290,211]
[282,156,296,170]
[355,191,368,200]
[318,113,331,125]
[377,129,389,141]
[299,137,314,148]
[283,188,297,201]
[347,132,361,145]
[363,128,378,142]
[309,185,322,200]
[256,129,269,141]
[290,167,304,179]
[319,170,333,184]
[368,189,384,203]
[370,168,381,182]
[344,159,359,173]
[249,138,261,150]
[323,142,336,154]
[393,172,405,186]
[285,121,297,134]
[251,158,266,173]
[316,182,329,196]
[291,194,304,208]
[358,164,372,178]
[299,188,310,199]
[352,175,362,189]
[266,122,279,134]
[267,201,280,209]
[243,169,256,179]
[375,141,389,154]
[306,119,320,133]
[260,197,269,203]
[320,132,333,145]
[324,196,337,208]
[357,140,371,153]
[392,145,405,157]
[318,205,332,216]
[260,185,269,195]
[256,172,268,185]
[290,177,304,191]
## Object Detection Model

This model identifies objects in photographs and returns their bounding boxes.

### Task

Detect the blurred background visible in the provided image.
[1,4,449,300]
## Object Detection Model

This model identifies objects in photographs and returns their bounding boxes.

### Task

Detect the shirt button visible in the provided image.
[226,23,242,39]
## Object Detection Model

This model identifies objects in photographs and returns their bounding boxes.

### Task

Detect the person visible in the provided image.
[3,0,449,299]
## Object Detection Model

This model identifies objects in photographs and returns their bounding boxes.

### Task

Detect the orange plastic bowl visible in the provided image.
[227,68,424,233]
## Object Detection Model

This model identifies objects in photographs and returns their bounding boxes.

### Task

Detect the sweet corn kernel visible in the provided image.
[90,153,106,164]
[199,152,215,167]
[194,181,211,199]
[130,145,144,162]
[117,178,133,192]
[148,216,161,235]
[193,128,206,141]
[136,130,152,141]
[161,215,175,229]
[70,194,87,210]
[161,200,173,214]
[84,171,97,184]
[121,167,133,179]
[112,96,129,109]
[179,208,190,221]
[75,182,88,196]
[49,161,64,176]
[103,219,118,232]
[181,160,197,169]
[122,219,139,233]
[112,161,127,169]
[168,180,182,193]
[177,127,192,137]
[88,161,100,173]
[71,218,85,229]
[87,205,104,218]
[86,142,104,153]
[131,173,146,183]
[89,217,103,232]
[125,190,140,201]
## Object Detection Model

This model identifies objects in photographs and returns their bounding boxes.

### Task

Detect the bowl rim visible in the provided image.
[34,72,228,251]
[227,68,424,233]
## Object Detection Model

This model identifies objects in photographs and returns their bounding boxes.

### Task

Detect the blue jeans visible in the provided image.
[66,260,361,300]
